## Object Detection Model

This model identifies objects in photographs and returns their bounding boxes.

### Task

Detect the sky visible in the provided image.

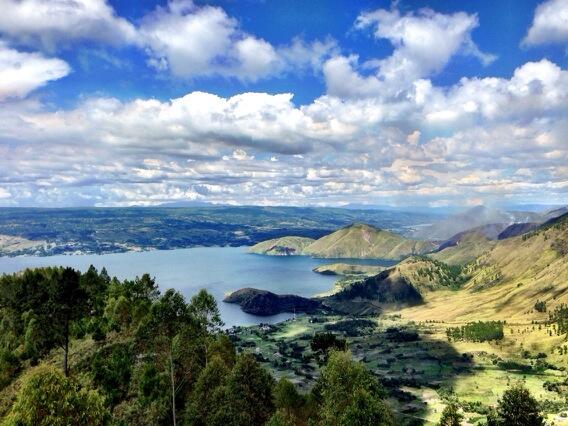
[0,0,567,208]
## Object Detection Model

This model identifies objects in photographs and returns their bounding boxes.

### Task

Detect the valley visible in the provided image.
[1,205,568,424]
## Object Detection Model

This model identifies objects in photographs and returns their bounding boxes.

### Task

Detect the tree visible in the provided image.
[439,401,463,426]
[184,355,230,425]
[190,289,224,332]
[310,332,347,363]
[50,267,88,376]
[221,353,276,426]
[269,377,306,425]
[316,351,393,426]
[136,289,201,426]
[496,383,544,426]
[340,388,394,426]
[3,365,108,425]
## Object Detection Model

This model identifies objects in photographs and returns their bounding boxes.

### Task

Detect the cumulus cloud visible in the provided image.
[523,0,568,46]
[0,43,70,100]
[139,0,336,80]
[0,0,138,49]
[1,56,568,206]
[0,0,336,81]
[324,8,495,98]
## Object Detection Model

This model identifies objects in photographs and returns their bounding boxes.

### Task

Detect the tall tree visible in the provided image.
[136,289,204,426]
[50,267,88,376]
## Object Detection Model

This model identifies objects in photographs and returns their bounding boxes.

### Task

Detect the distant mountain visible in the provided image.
[497,222,539,240]
[540,206,568,222]
[248,236,314,256]
[400,212,568,322]
[411,205,540,240]
[250,223,437,260]
[303,223,437,260]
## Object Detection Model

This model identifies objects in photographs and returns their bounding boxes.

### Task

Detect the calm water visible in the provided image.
[0,247,392,327]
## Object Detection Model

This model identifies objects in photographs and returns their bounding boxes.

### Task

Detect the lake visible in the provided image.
[0,247,395,327]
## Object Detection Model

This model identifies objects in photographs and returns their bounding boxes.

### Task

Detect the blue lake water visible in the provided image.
[0,247,394,327]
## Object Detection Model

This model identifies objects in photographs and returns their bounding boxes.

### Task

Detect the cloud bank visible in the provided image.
[0,1,566,207]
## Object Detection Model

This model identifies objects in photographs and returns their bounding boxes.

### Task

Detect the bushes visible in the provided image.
[446,321,504,342]
[2,365,108,426]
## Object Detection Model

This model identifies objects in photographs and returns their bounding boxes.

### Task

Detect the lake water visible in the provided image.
[0,247,394,327]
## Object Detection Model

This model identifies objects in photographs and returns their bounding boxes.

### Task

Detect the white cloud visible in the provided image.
[2,56,568,207]
[0,43,70,100]
[139,0,336,80]
[0,0,138,49]
[523,0,568,46]
[355,8,496,85]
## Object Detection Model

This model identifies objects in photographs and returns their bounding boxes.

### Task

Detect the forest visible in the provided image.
[0,267,547,425]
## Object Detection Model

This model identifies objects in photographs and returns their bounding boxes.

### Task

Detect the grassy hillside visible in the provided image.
[321,256,469,315]
[400,213,568,322]
[248,236,314,256]
[429,231,496,266]
[303,223,437,260]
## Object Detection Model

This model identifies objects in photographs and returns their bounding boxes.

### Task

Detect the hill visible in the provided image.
[321,256,469,315]
[302,223,437,260]
[411,205,538,240]
[248,236,314,256]
[223,288,320,315]
[430,231,496,266]
[400,213,568,322]
[312,263,386,276]
[497,222,539,239]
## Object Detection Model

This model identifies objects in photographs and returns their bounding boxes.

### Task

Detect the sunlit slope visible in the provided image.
[400,214,568,322]
[429,231,496,265]
[321,256,469,315]
[303,223,437,260]
[248,236,314,255]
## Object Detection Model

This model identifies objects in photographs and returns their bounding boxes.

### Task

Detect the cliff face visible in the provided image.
[224,288,321,316]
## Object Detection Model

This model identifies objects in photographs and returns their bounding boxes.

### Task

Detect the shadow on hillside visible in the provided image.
[349,327,474,425]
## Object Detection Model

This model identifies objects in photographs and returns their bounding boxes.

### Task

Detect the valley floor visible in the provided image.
[232,313,568,425]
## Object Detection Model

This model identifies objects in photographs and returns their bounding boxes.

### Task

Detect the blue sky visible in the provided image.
[0,0,567,207]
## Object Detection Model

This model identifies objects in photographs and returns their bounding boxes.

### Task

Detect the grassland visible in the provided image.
[232,314,568,425]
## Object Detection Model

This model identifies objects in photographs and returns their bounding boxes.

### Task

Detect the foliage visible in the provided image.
[534,300,546,313]
[549,303,568,335]
[316,351,394,426]
[2,365,108,426]
[439,401,463,426]
[323,319,376,336]
[495,383,544,426]
[310,332,347,362]
[446,321,504,342]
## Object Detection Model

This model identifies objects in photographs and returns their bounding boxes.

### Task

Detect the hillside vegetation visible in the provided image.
[429,231,496,265]
[248,236,314,256]
[252,223,437,260]
[401,213,568,322]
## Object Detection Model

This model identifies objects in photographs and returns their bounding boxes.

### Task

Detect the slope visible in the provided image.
[248,236,314,256]
[400,213,568,322]
[303,223,437,260]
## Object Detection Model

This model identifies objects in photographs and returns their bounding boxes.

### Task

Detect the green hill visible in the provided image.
[429,231,496,265]
[303,223,437,260]
[248,236,314,256]
[321,256,469,315]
